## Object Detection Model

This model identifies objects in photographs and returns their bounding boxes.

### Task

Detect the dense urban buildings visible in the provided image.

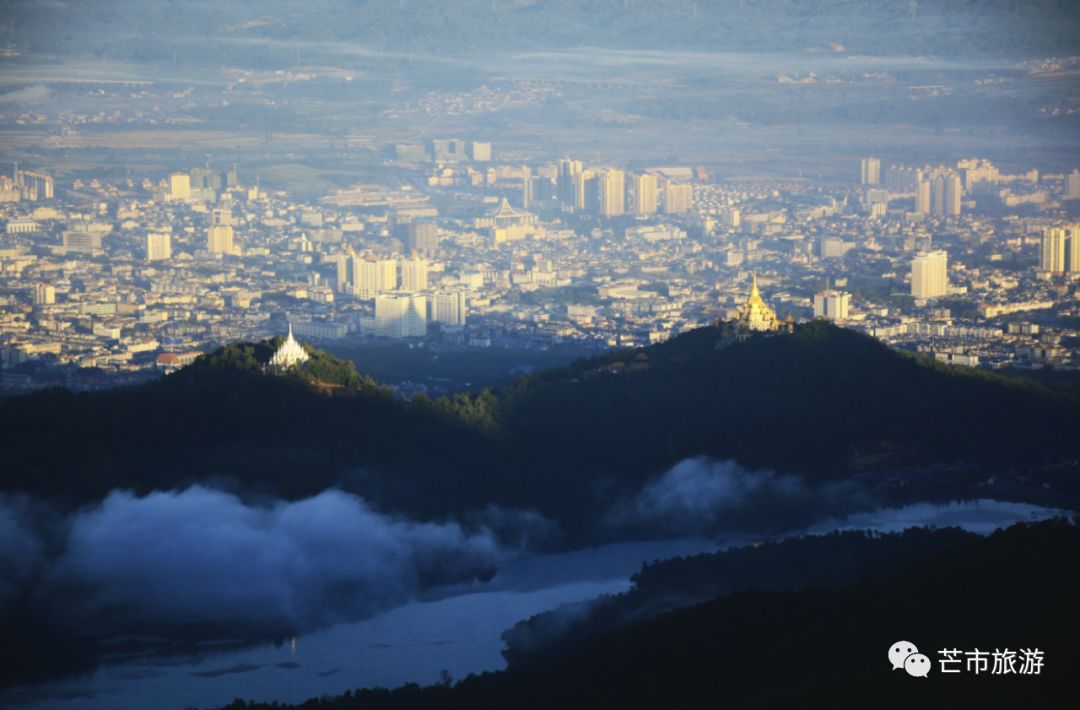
[2,5,1079,710]
[2,146,1080,394]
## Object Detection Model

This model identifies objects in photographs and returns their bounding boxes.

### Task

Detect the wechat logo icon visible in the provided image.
[889,640,930,678]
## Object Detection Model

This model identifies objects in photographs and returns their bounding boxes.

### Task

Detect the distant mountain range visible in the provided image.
[4,0,1078,61]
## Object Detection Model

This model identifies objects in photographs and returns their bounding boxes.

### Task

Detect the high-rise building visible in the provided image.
[432,139,467,162]
[557,159,583,209]
[957,158,999,191]
[207,208,234,255]
[927,171,962,217]
[14,169,54,200]
[578,170,598,212]
[813,290,851,321]
[886,165,919,191]
[468,141,492,162]
[911,250,948,299]
[864,188,889,214]
[406,222,440,255]
[332,253,349,291]
[1040,227,1068,274]
[597,169,625,218]
[352,256,398,298]
[431,291,468,326]
[664,182,693,214]
[521,166,533,208]
[860,157,881,185]
[1069,224,1080,274]
[145,232,172,262]
[221,164,239,189]
[1066,170,1080,200]
[944,173,962,216]
[189,167,221,201]
[347,253,363,291]
[632,174,658,215]
[915,179,931,215]
[207,224,233,254]
[401,256,428,292]
[931,174,946,216]
[32,282,56,306]
[375,292,427,338]
[168,172,191,202]
[528,175,553,208]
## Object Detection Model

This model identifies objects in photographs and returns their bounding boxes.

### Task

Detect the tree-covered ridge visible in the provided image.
[211,518,1080,709]
[172,337,380,394]
[500,526,980,667]
[1,322,1078,529]
[489,321,1080,485]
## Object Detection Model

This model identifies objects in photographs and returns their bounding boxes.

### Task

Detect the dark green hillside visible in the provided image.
[213,518,1080,710]
[1,323,1077,530]
[0,340,515,513]
[497,321,1079,488]
[501,526,981,667]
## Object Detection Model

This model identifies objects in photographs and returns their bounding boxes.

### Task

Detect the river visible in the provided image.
[2,499,1067,710]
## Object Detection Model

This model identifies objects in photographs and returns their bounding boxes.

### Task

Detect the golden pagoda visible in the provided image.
[735,274,781,332]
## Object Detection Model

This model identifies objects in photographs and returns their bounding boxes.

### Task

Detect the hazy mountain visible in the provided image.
[3,0,1078,63]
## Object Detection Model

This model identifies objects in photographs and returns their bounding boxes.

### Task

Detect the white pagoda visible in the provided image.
[269,323,310,371]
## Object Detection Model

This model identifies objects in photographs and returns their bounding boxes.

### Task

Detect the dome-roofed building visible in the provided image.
[269,323,310,371]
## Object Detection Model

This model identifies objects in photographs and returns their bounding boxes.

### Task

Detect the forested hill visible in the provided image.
[1,322,1078,530]
[213,518,1080,709]
[500,321,1080,488]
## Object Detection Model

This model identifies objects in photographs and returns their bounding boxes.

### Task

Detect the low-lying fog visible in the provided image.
[1,457,1071,709]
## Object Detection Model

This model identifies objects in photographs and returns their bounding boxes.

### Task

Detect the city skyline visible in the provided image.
[3,144,1079,394]
[1,2,1078,708]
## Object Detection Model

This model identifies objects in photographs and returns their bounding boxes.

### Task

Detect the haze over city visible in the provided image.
[0,2,1078,709]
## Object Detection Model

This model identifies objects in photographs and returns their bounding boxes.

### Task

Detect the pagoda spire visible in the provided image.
[735,272,780,333]
[270,322,309,371]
